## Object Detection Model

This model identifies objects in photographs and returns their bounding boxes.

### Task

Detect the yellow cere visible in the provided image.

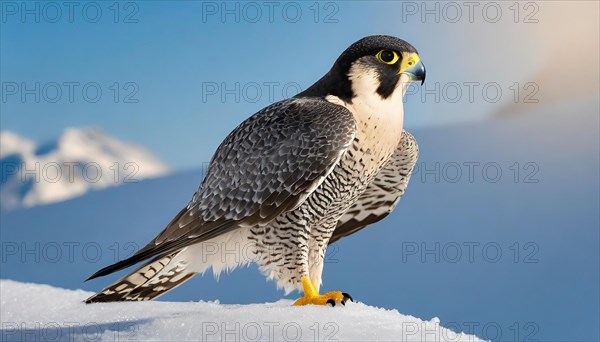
[400,52,421,73]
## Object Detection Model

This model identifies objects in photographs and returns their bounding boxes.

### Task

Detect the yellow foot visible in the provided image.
[293,276,353,307]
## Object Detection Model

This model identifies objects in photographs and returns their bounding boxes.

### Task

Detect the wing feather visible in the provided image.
[329,130,418,244]
[87,98,356,280]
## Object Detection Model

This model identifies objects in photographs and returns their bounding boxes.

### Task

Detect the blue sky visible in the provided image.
[1,1,594,170]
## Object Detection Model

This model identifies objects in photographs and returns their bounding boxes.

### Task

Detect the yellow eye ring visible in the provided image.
[376,50,399,65]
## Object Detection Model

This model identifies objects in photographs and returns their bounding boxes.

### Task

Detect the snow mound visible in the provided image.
[0,128,169,210]
[0,280,483,341]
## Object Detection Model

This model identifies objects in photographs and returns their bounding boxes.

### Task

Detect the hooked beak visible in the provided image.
[401,60,426,85]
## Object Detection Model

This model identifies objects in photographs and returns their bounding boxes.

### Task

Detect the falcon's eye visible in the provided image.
[376,50,399,65]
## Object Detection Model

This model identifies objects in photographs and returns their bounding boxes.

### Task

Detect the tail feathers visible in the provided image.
[85,250,196,303]
[85,239,184,281]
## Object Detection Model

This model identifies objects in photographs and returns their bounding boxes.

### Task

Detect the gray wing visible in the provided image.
[329,130,418,244]
[88,97,356,280]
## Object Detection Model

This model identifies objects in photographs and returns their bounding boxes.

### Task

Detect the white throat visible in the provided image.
[326,64,410,134]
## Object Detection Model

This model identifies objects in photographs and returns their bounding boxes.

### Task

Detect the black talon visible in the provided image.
[326,299,336,307]
[342,292,353,302]
[341,299,346,306]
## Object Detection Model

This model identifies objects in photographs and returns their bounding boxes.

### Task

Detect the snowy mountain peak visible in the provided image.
[0,131,36,158]
[0,128,169,210]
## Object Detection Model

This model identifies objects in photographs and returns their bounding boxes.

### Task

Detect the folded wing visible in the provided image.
[330,130,418,244]
[87,98,357,280]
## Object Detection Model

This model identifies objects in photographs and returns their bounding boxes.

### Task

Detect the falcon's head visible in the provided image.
[300,35,425,104]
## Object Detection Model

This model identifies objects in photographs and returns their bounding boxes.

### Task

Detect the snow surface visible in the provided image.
[0,128,169,210]
[0,280,484,341]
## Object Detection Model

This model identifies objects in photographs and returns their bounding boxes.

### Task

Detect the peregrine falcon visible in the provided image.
[86,35,425,306]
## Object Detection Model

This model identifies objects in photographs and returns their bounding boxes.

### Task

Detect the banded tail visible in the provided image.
[85,249,196,303]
